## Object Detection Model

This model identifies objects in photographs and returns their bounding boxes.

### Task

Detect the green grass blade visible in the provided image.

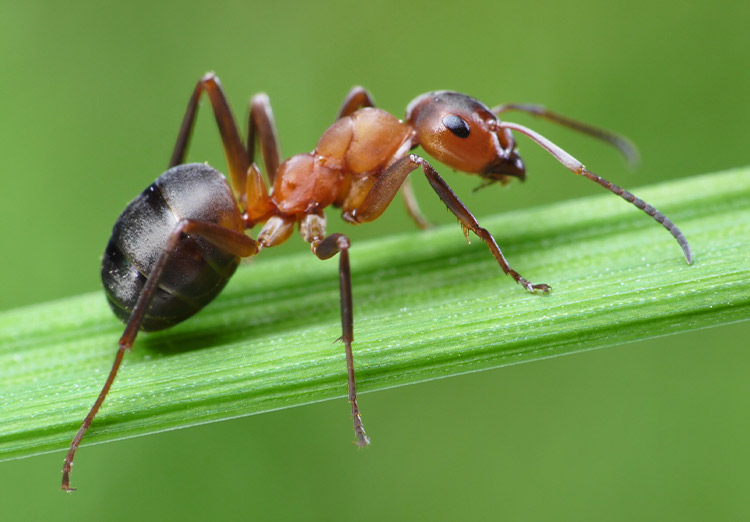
[1,167,749,462]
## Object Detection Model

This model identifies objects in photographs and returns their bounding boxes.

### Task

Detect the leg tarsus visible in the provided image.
[61,334,129,492]
[469,223,550,293]
[523,280,551,294]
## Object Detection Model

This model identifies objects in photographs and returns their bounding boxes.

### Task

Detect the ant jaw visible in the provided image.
[482,151,526,182]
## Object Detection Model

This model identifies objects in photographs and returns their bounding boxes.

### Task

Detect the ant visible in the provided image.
[61,72,692,491]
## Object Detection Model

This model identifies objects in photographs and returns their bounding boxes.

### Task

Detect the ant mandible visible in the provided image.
[61,72,692,491]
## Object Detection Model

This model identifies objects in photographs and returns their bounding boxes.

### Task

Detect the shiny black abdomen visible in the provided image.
[101,163,244,331]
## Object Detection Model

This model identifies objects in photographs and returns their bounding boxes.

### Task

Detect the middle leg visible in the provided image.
[300,213,370,447]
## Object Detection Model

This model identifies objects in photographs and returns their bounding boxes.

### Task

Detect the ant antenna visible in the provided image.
[492,104,640,168]
[500,121,692,264]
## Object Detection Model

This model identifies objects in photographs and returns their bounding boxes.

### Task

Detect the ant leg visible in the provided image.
[300,214,370,447]
[319,234,370,446]
[169,73,249,196]
[401,177,432,230]
[336,86,375,119]
[246,93,282,183]
[61,220,259,492]
[500,121,692,264]
[344,155,548,293]
[491,103,639,166]
[242,163,275,226]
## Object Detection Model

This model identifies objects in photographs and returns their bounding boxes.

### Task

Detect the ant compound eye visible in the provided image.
[442,114,471,138]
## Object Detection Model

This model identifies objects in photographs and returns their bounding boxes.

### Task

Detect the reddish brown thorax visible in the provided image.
[270,107,413,221]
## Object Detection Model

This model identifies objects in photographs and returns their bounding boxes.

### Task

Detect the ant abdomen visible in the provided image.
[101,163,242,331]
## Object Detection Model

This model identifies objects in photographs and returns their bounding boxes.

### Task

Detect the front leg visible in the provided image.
[344,155,549,294]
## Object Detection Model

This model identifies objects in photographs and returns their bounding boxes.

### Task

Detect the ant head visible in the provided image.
[406,91,525,184]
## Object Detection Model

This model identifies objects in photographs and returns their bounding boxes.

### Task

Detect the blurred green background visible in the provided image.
[1,0,749,519]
